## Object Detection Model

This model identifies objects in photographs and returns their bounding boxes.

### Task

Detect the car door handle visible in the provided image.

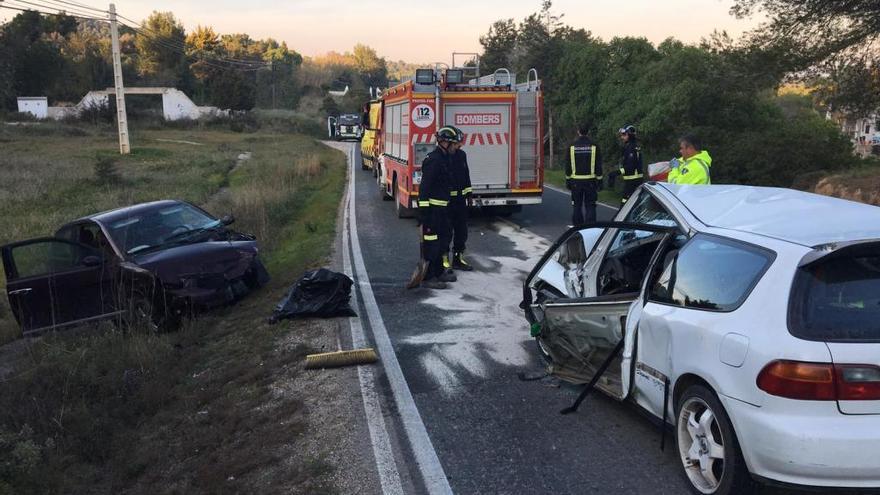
[8,288,32,295]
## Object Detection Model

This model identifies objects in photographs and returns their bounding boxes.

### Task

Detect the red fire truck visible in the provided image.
[370,66,544,217]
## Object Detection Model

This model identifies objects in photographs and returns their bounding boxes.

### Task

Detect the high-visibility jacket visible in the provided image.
[449,149,472,201]
[565,136,602,182]
[668,150,712,185]
[620,139,643,181]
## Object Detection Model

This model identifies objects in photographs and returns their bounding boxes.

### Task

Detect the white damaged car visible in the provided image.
[522,183,880,494]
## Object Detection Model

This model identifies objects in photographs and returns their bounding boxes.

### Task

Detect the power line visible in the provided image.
[119,20,271,71]
[6,0,106,19]
[0,3,104,20]
[38,0,108,16]
[117,13,273,67]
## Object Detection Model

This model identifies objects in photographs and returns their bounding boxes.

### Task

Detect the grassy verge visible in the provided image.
[544,166,623,205]
[0,123,346,493]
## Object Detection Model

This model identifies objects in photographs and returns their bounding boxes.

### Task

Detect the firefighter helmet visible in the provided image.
[436,126,460,143]
[618,125,637,136]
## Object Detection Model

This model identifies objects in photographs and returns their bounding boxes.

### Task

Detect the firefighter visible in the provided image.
[668,134,712,185]
[445,126,474,272]
[418,126,459,289]
[615,125,643,204]
[565,124,603,226]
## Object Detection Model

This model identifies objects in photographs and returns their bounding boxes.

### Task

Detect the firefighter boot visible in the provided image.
[421,278,448,289]
[453,252,474,271]
[439,270,457,283]
[442,254,451,270]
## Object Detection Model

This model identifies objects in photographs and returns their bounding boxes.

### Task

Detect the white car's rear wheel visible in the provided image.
[676,384,753,495]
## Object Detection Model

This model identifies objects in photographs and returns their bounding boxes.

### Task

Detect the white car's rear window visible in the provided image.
[790,254,880,342]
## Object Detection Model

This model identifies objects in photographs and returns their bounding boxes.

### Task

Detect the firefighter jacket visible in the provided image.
[418,146,453,239]
[668,150,712,185]
[449,149,473,203]
[620,139,644,181]
[565,136,602,183]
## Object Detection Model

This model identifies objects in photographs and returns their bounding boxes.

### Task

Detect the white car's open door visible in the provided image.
[522,222,677,400]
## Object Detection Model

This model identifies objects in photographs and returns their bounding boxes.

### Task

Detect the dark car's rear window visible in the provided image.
[789,254,880,342]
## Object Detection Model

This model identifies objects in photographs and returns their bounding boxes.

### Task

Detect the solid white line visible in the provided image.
[544,183,618,210]
[345,144,454,495]
[342,176,405,495]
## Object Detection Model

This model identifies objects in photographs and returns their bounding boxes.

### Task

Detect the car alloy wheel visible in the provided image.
[678,396,725,493]
[676,384,753,495]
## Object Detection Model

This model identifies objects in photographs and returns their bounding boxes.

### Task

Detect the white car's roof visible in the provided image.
[656,183,880,247]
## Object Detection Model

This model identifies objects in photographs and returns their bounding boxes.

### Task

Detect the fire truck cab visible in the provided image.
[373,65,544,218]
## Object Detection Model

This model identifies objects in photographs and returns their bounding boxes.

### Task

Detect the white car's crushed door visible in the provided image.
[522,222,677,400]
[540,294,639,398]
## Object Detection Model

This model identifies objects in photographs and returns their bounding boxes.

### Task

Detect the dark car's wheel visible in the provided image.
[676,384,754,495]
[126,288,179,333]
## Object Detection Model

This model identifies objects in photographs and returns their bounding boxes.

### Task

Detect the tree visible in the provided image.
[732,0,880,61]
[732,0,880,117]
[134,11,188,87]
[352,43,387,88]
[479,19,518,74]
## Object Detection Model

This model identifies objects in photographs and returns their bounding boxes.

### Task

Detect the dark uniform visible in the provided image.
[447,148,473,267]
[619,138,644,204]
[565,135,602,226]
[418,146,453,281]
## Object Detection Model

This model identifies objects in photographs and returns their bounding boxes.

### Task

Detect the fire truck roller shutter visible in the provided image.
[444,103,512,189]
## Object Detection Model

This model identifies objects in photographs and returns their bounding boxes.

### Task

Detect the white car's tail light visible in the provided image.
[836,365,880,400]
[757,360,880,401]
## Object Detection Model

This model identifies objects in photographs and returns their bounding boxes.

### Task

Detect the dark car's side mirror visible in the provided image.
[220,214,235,226]
[81,255,103,267]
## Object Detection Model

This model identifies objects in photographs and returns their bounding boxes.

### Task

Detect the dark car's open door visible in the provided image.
[522,222,677,399]
[2,238,118,336]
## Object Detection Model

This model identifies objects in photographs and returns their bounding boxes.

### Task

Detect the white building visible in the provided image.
[836,112,880,157]
[16,97,48,119]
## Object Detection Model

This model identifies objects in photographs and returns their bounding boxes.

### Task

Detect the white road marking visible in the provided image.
[543,183,619,210]
[335,142,454,495]
[407,223,550,394]
[341,185,404,495]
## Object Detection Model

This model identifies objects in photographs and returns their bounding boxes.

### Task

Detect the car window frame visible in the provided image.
[645,232,777,313]
[522,221,678,323]
[1,237,106,281]
[56,220,124,260]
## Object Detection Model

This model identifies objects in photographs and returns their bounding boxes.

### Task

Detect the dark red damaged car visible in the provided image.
[1,200,269,336]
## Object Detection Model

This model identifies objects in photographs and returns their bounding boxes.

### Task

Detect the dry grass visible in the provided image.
[0,122,347,493]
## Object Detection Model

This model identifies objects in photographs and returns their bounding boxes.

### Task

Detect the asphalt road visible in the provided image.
[333,143,815,495]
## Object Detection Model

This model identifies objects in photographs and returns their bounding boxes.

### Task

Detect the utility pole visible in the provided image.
[109,3,130,154]
[271,60,276,109]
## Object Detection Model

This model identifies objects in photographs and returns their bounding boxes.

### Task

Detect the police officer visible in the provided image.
[445,126,474,271]
[418,127,459,289]
[616,125,643,204]
[668,134,712,185]
[565,124,603,226]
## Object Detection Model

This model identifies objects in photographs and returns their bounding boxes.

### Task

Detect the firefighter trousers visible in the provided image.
[621,179,642,204]
[570,181,598,226]
[449,199,468,254]
[422,207,451,280]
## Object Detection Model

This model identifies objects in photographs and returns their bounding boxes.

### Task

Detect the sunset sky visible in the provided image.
[1,0,765,63]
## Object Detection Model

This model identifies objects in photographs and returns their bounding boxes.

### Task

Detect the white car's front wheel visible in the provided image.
[676,384,754,495]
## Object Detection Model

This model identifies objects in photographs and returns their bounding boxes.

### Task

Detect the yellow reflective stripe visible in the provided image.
[429,199,448,206]
[567,146,576,179]
[450,191,459,196]
[569,145,599,179]
[462,187,473,194]
[423,234,438,241]
[418,200,430,207]
[622,172,643,180]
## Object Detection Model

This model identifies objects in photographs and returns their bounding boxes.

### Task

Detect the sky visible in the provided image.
[1,0,765,63]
